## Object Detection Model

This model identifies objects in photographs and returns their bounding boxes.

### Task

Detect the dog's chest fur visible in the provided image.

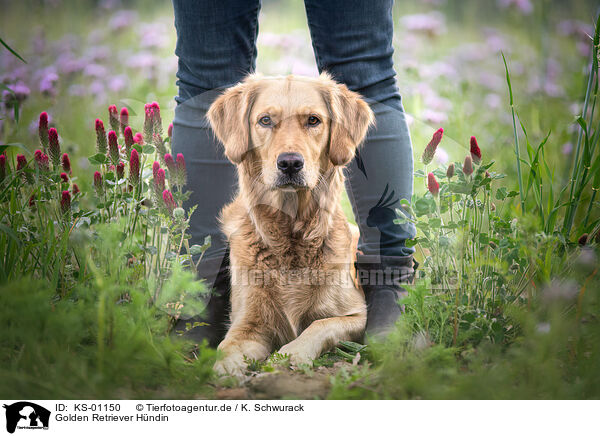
[223,200,357,340]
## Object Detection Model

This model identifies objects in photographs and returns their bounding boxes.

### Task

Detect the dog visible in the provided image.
[207,73,374,376]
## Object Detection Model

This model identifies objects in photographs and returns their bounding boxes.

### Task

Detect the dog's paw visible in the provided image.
[278,342,314,367]
[213,353,246,377]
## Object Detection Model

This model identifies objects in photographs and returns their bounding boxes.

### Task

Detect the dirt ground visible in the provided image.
[211,363,352,400]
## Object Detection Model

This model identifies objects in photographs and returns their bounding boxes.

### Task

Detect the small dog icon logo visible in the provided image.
[3,402,50,434]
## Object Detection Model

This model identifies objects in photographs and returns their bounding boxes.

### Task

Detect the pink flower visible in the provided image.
[108,104,119,133]
[39,112,49,151]
[93,171,104,196]
[167,122,173,138]
[446,162,455,179]
[143,105,154,144]
[34,150,50,172]
[60,190,71,216]
[152,161,160,180]
[95,119,107,155]
[60,172,69,183]
[427,172,440,196]
[422,127,443,165]
[176,153,187,186]
[129,149,140,185]
[470,136,481,165]
[123,126,134,153]
[108,130,119,164]
[48,127,61,168]
[116,162,125,179]
[463,155,473,176]
[16,154,27,171]
[162,189,176,215]
[61,153,71,174]
[164,153,175,176]
[155,168,166,193]
[72,183,80,195]
[133,132,143,145]
[120,107,129,133]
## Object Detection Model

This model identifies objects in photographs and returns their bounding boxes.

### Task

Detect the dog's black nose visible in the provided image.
[277,152,304,175]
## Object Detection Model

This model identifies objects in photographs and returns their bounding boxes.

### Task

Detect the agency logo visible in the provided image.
[2,402,50,434]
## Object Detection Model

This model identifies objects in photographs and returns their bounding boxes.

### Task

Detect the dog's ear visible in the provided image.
[323,77,375,166]
[207,79,257,164]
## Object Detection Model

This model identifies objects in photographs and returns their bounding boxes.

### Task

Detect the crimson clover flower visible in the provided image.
[446,162,455,179]
[60,190,71,217]
[162,189,176,215]
[470,136,481,165]
[16,154,27,170]
[60,172,69,183]
[167,123,173,138]
[427,172,440,197]
[421,127,443,165]
[176,153,187,186]
[152,161,160,180]
[133,132,143,145]
[108,130,120,165]
[123,126,134,155]
[164,153,175,177]
[72,183,80,196]
[93,171,104,196]
[129,149,140,185]
[143,104,154,144]
[34,150,50,172]
[48,127,61,168]
[151,101,162,136]
[108,105,119,133]
[95,119,108,155]
[61,153,71,174]
[155,168,166,194]
[116,162,125,179]
[38,112,49,151]
[120,107,129,134]
[463,155,474,176]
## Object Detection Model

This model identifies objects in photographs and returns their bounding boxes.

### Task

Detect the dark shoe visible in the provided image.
[355,254,418,340]
[173,252,230,348]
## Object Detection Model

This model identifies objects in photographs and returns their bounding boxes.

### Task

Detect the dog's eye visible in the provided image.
[307,115,321,126]
[258,115,272,127]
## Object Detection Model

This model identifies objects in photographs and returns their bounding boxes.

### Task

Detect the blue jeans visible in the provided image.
[172,0,416,272]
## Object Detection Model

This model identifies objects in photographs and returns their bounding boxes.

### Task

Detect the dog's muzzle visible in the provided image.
[275,152,306,188]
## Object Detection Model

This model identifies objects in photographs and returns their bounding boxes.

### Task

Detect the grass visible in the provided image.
[0,0,599,399]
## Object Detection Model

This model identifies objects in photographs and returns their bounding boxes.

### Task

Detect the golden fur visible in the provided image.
[207,73,374,375]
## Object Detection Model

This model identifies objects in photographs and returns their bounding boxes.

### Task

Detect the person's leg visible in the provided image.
[304,0,417,337]
[171,0,261,346]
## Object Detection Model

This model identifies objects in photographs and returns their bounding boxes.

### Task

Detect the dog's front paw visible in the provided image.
[213,352,246,377]
[278,341,315,367]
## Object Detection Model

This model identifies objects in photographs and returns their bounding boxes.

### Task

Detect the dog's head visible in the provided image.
[207,74,374,191]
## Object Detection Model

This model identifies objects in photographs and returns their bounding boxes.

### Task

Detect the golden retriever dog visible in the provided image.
[207,73,374,376]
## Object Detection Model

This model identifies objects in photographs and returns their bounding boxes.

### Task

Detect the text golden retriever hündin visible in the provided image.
[207,73,374,376]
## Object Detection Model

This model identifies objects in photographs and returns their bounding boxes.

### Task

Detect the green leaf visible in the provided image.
[88,153,108,165]
[0,36,27,63]
[142,145,155,154]
[495,187,508,201]
[0,142,29,155]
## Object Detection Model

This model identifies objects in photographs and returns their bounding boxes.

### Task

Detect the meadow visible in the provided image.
[0,0,599,399]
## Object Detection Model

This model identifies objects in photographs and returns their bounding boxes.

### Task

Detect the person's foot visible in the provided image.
[364,286,408,340]
[355,254,417,341]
